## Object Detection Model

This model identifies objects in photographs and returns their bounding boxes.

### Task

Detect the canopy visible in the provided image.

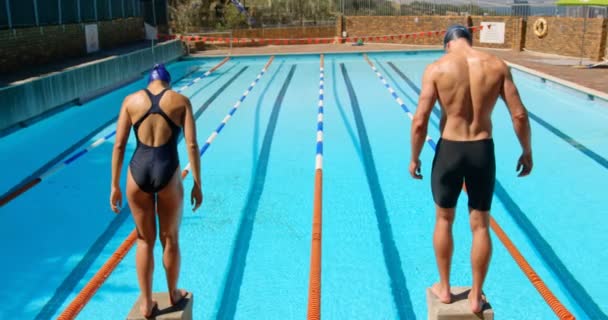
[556,0,608,6]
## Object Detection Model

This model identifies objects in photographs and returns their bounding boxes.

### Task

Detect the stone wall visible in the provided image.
[344,16,467,46]
[343,16,607,60]
[0,18,144,74]
[232,26,336,39]
[525,17,606,60]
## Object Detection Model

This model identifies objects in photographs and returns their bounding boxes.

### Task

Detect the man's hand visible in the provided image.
[409,159,423,179]
[516,152,533,177]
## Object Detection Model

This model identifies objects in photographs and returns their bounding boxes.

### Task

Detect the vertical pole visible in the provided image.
[5,0,12,29]
[58,0,62,24]
[580,7,587,65]
[33,0,39,26]
[122,0,125,18]
[77,0,81,22]
[109,0,112,19]
[94,0,98,21]
[152,0,157,26]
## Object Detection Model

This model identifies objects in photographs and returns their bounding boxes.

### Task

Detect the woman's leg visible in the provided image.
[126,169,157,315]
[156,168,187,304]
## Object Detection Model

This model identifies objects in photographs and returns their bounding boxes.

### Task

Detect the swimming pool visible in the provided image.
[0,50,607,320]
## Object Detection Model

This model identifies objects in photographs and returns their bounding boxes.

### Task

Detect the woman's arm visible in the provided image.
[182,97,203,211]
[110,95,133,212]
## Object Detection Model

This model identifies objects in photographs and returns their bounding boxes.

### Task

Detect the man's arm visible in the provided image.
[410,64,438,179]
[500,64,533,176]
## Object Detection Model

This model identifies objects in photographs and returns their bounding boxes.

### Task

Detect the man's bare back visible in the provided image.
[430,48,507,141]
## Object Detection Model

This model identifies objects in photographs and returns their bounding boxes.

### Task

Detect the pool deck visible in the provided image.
[193,43,608,95]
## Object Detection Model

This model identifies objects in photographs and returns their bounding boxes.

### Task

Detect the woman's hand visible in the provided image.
[191,184,203,212]
[110,186,123,213]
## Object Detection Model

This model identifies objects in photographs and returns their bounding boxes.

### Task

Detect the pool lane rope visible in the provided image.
[362,54,575,320]
[181,55,275,177]
[0,57,230,208]
[57,56,274,320]
[307,54,324,320]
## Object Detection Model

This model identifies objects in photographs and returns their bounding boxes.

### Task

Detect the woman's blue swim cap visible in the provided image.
[148,64,171,84]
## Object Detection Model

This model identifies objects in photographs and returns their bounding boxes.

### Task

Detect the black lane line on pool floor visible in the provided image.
[384,60,607,320]
[0,64,216,208]
[331,58,363,160]
[217,65,296,320]
[252,61,285,176]
[340,63,416,320]
[33,65,249,320]
[387,61,608,171]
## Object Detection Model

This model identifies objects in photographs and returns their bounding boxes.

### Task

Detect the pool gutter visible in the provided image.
[505,61,608,104]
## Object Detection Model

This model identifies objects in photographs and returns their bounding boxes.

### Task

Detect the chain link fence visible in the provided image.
[168,0,607,33]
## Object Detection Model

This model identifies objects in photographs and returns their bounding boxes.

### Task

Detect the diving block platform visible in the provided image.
[127,292,193,320]
[427,287,493,320]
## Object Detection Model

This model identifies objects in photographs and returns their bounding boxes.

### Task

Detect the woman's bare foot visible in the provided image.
[468,290,486,313]
[140,299,158,318]
[170,288,189,306]
[431,283,451,304]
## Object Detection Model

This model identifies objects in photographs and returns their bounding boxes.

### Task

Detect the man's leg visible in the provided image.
[468,208,492,313]
[432,205,455,304]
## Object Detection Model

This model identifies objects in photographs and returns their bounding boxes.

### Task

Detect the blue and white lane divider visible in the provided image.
[0,57,230,207]
[363,54,436,150]
[315,59,325,170]
[182,56,275,176]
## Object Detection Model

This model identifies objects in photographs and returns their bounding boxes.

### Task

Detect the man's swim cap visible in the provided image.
[443,25,472,48]
[148,64,171,84]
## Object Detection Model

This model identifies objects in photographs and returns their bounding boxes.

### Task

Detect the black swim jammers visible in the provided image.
[431,138,496,211]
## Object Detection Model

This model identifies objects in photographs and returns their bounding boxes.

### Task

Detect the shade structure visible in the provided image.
[556,0,608,6]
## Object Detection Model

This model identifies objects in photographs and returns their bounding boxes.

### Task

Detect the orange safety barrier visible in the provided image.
[56,57,230,320]
[489,217,575,319]
[158,26,483,46]
[307,54,324,320]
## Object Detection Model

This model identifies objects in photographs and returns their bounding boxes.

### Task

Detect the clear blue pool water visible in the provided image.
[0,51,607,320]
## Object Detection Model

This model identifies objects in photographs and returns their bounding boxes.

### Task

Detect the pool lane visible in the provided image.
[0,59,227,205]
[0,58,248,320]
[54,57,280,319]
[377,55,604,319]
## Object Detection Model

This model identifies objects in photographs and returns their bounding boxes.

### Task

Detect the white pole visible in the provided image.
[579,6,587,65]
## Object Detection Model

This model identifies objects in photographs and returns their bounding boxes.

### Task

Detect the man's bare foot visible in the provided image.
[140,299,158,318]
[170,288,189,306]
[468,290,486,313]
[431,283,451,304]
